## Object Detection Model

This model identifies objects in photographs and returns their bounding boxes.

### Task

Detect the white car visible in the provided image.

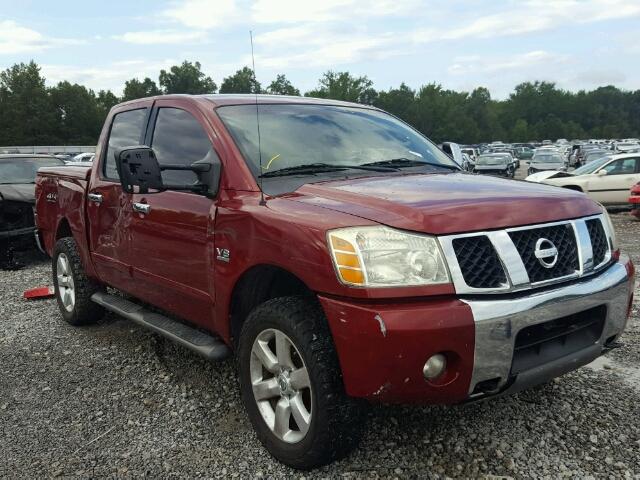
[72,152,95,163]
[525,153,640,206]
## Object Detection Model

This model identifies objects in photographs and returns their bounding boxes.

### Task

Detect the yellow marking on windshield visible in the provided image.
[262,153,281,170]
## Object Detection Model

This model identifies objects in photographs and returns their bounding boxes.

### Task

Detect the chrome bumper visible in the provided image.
[464,258,632,396]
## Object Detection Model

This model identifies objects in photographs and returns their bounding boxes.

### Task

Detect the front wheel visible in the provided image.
[237,296,365,469]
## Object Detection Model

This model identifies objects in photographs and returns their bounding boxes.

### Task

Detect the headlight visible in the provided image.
[327,226,450,287]
[601,208,618,251]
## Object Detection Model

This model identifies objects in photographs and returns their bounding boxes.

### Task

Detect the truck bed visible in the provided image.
[35,165,92,258]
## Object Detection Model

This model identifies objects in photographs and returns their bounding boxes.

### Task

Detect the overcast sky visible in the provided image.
[1,0,639,98]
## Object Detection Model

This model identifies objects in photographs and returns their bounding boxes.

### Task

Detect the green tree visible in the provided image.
[305,71,375,104]
[220,67,261,94]
[510,119,529,142]
[374,83,416,123]
[159,61,216,94]
[267,74,300,96]
[122,77,161,101]
[0,61,57,145]
[49,81,101,144]
[95,89,119,121]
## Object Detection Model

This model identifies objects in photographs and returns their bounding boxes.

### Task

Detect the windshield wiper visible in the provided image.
[259,162,395,178]
[362,157,460,170]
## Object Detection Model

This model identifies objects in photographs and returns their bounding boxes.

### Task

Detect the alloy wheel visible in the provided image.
[250,328,313,443]
[56,253,75,312]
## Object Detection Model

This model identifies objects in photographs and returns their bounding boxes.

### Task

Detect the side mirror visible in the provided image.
[116,146,164,194]
[596,169,608,176]
[115,146,222,197]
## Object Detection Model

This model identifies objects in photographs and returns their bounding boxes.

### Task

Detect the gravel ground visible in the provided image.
[1,211,639,479]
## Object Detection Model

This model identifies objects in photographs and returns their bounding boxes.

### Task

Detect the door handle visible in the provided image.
[133,202,151,214]
[88,192,103,204]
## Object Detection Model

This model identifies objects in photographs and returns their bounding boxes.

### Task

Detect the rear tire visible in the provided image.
[52,237,104,326]
[237,296,365,469]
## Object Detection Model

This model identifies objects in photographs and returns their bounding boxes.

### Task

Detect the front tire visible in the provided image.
[52,237,104,326]
[237,296,365,469]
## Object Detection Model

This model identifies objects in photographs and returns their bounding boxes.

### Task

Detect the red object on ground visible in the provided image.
[23,286,55,300]
[630,182,640,219]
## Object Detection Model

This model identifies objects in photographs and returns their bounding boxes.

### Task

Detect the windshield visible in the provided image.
[477,155,506,165]
[216,104,457,181]
[573,155,612,175]
[533,154,563,163]
[0,157,64,184]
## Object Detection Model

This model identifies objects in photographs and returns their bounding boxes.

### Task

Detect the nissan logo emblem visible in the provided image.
[534,238,559,268]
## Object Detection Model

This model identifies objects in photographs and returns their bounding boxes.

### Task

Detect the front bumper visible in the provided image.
[474,168,510,176]
[320,257,634,404]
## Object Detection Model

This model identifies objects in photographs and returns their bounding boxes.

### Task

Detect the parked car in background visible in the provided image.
[515,146,534,160]
[614,142,640,153]
[440,142,464,167]
[461,152,474,171]
[528,151,566,175]
[461,147,478,164]
[72,152,95,163]
[474,153,515,177]
[583,149,612,165]
[526,153,640,206]
[0,154,65,269]
[630,182,640,219]
[575,144,604,166]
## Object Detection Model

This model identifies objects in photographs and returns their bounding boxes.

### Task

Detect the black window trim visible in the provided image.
[144,104,221,195]
[100,106,152,182]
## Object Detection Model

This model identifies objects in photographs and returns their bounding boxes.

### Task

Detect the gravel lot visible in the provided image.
[1,201,639,478]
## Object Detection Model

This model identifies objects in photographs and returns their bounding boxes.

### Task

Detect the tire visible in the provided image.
[52,237,104,326]
[237,296,365,469]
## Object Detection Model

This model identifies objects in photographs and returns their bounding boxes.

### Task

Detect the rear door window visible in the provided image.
[103,109,147,179]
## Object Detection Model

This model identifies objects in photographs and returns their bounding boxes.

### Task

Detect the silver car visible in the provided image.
[528,152,565,175]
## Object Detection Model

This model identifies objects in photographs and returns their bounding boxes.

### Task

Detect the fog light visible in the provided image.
[423,353,447,380]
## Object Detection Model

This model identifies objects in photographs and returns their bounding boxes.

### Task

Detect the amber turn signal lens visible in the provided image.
[338,267,364,285]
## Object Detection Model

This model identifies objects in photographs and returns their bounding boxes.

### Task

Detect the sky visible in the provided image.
[1,0,639,99]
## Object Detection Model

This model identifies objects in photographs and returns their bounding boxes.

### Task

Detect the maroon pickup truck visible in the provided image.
[35,95,635,468]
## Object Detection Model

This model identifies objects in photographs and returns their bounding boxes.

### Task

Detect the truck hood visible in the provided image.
[0,183,35,203]
[289,173,601,235]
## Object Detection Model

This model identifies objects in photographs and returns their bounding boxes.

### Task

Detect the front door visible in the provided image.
[590,157,640,205]
[126,102,218,328]
[87,104,150,287]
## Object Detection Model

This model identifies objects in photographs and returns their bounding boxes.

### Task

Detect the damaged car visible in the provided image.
[473,153,515,177]
[0,154,65,269]
[525,153,640,206]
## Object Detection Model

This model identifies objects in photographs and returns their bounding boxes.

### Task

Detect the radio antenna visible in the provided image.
[250,30,266,205]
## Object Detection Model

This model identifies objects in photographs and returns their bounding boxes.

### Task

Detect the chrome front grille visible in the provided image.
[508,224,579,283]
[439,214,613,294]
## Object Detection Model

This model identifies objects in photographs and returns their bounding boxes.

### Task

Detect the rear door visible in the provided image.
[125,100,218,328]
[590,157,640,204]
[87,104,150,287]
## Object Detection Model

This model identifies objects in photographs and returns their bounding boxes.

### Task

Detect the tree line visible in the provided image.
[1,60,639,146]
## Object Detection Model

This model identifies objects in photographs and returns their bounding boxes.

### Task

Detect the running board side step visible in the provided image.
[91,291,231,361]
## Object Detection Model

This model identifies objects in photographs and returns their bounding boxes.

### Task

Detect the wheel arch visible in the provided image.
[55,217,73,240]
[228,264,313,347]
[562,185,583,192]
